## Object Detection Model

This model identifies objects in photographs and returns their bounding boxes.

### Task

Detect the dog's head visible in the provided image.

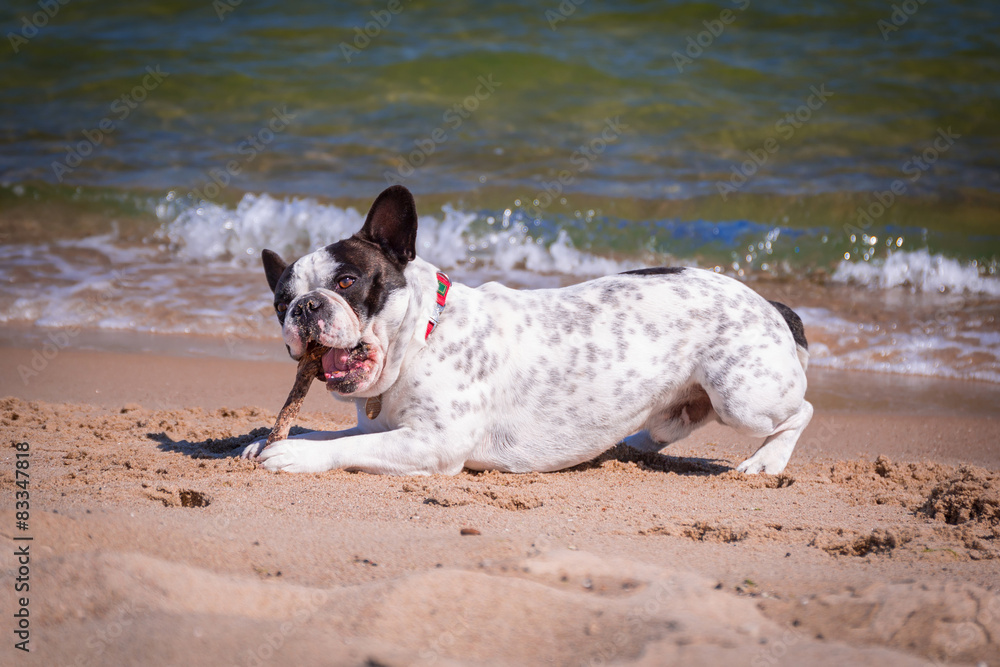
[261,185,418,397]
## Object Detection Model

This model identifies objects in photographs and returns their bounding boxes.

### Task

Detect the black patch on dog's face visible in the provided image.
[324,237,408,322]
[620,267,686,276]
[262,185,419,328]
[265,238,409,336]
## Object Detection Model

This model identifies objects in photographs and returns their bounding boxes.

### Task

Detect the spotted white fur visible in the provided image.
[241,189,812,475]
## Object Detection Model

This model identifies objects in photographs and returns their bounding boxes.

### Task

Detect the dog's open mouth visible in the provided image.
[320,342,375,392]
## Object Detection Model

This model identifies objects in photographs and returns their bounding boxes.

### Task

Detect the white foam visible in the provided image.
[157,193,367,263]
[797,307,1000,384]
[156,193,640,280]
[5,195,998,385]
[1,195,644,341]
[832,249,1000,296]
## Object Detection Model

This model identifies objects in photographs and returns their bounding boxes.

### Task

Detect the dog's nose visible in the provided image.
[293,299,320,316]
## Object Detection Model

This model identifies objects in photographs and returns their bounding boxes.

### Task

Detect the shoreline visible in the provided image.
[2,338,998,417]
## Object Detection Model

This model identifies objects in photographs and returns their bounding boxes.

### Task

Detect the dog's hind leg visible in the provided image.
[624,385,716,453]
[735,400,813,474]
[696,331,811,473]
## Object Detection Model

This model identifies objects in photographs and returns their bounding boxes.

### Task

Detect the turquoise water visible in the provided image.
[1,0,999,382]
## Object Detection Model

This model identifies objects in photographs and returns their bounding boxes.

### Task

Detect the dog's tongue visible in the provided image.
[322,348,352,375]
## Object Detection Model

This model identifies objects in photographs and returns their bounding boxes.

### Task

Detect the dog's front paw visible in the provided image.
[256,440,335,473]
[238,437,268,460]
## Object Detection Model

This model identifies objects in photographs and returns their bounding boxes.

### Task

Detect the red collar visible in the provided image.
[425,272,451,339]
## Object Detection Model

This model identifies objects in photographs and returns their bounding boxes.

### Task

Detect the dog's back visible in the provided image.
[442,267,811,473]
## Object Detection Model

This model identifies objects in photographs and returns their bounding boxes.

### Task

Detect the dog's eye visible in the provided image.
[337,277,355,290]
[275,303,288,313]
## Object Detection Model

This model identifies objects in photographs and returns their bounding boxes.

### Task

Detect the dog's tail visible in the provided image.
[768,301,809,371]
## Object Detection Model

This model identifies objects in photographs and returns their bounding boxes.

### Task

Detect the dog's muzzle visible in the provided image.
[283,290,358,356]
[320,342,378,393]
[283,290,377,394]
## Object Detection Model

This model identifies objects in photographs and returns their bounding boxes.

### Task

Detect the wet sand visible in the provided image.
[0,344,998,666]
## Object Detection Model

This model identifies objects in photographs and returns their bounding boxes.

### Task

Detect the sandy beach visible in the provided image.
[3,0,999,664]
[1,344,998,666]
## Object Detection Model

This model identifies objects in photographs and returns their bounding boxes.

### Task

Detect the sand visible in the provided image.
[1,345,999,666]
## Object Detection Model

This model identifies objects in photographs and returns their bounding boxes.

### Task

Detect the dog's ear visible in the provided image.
[357,185,418,265]
[261,249,288,294]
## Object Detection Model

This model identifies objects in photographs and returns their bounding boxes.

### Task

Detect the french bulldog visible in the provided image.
[240,185,812,475]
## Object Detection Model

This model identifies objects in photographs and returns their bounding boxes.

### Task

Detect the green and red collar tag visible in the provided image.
[425,272,451,339]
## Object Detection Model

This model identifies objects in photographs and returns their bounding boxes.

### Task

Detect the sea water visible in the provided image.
[0,0,997,384]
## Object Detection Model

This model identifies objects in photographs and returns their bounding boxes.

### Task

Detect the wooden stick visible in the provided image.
[262,346,328,451]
